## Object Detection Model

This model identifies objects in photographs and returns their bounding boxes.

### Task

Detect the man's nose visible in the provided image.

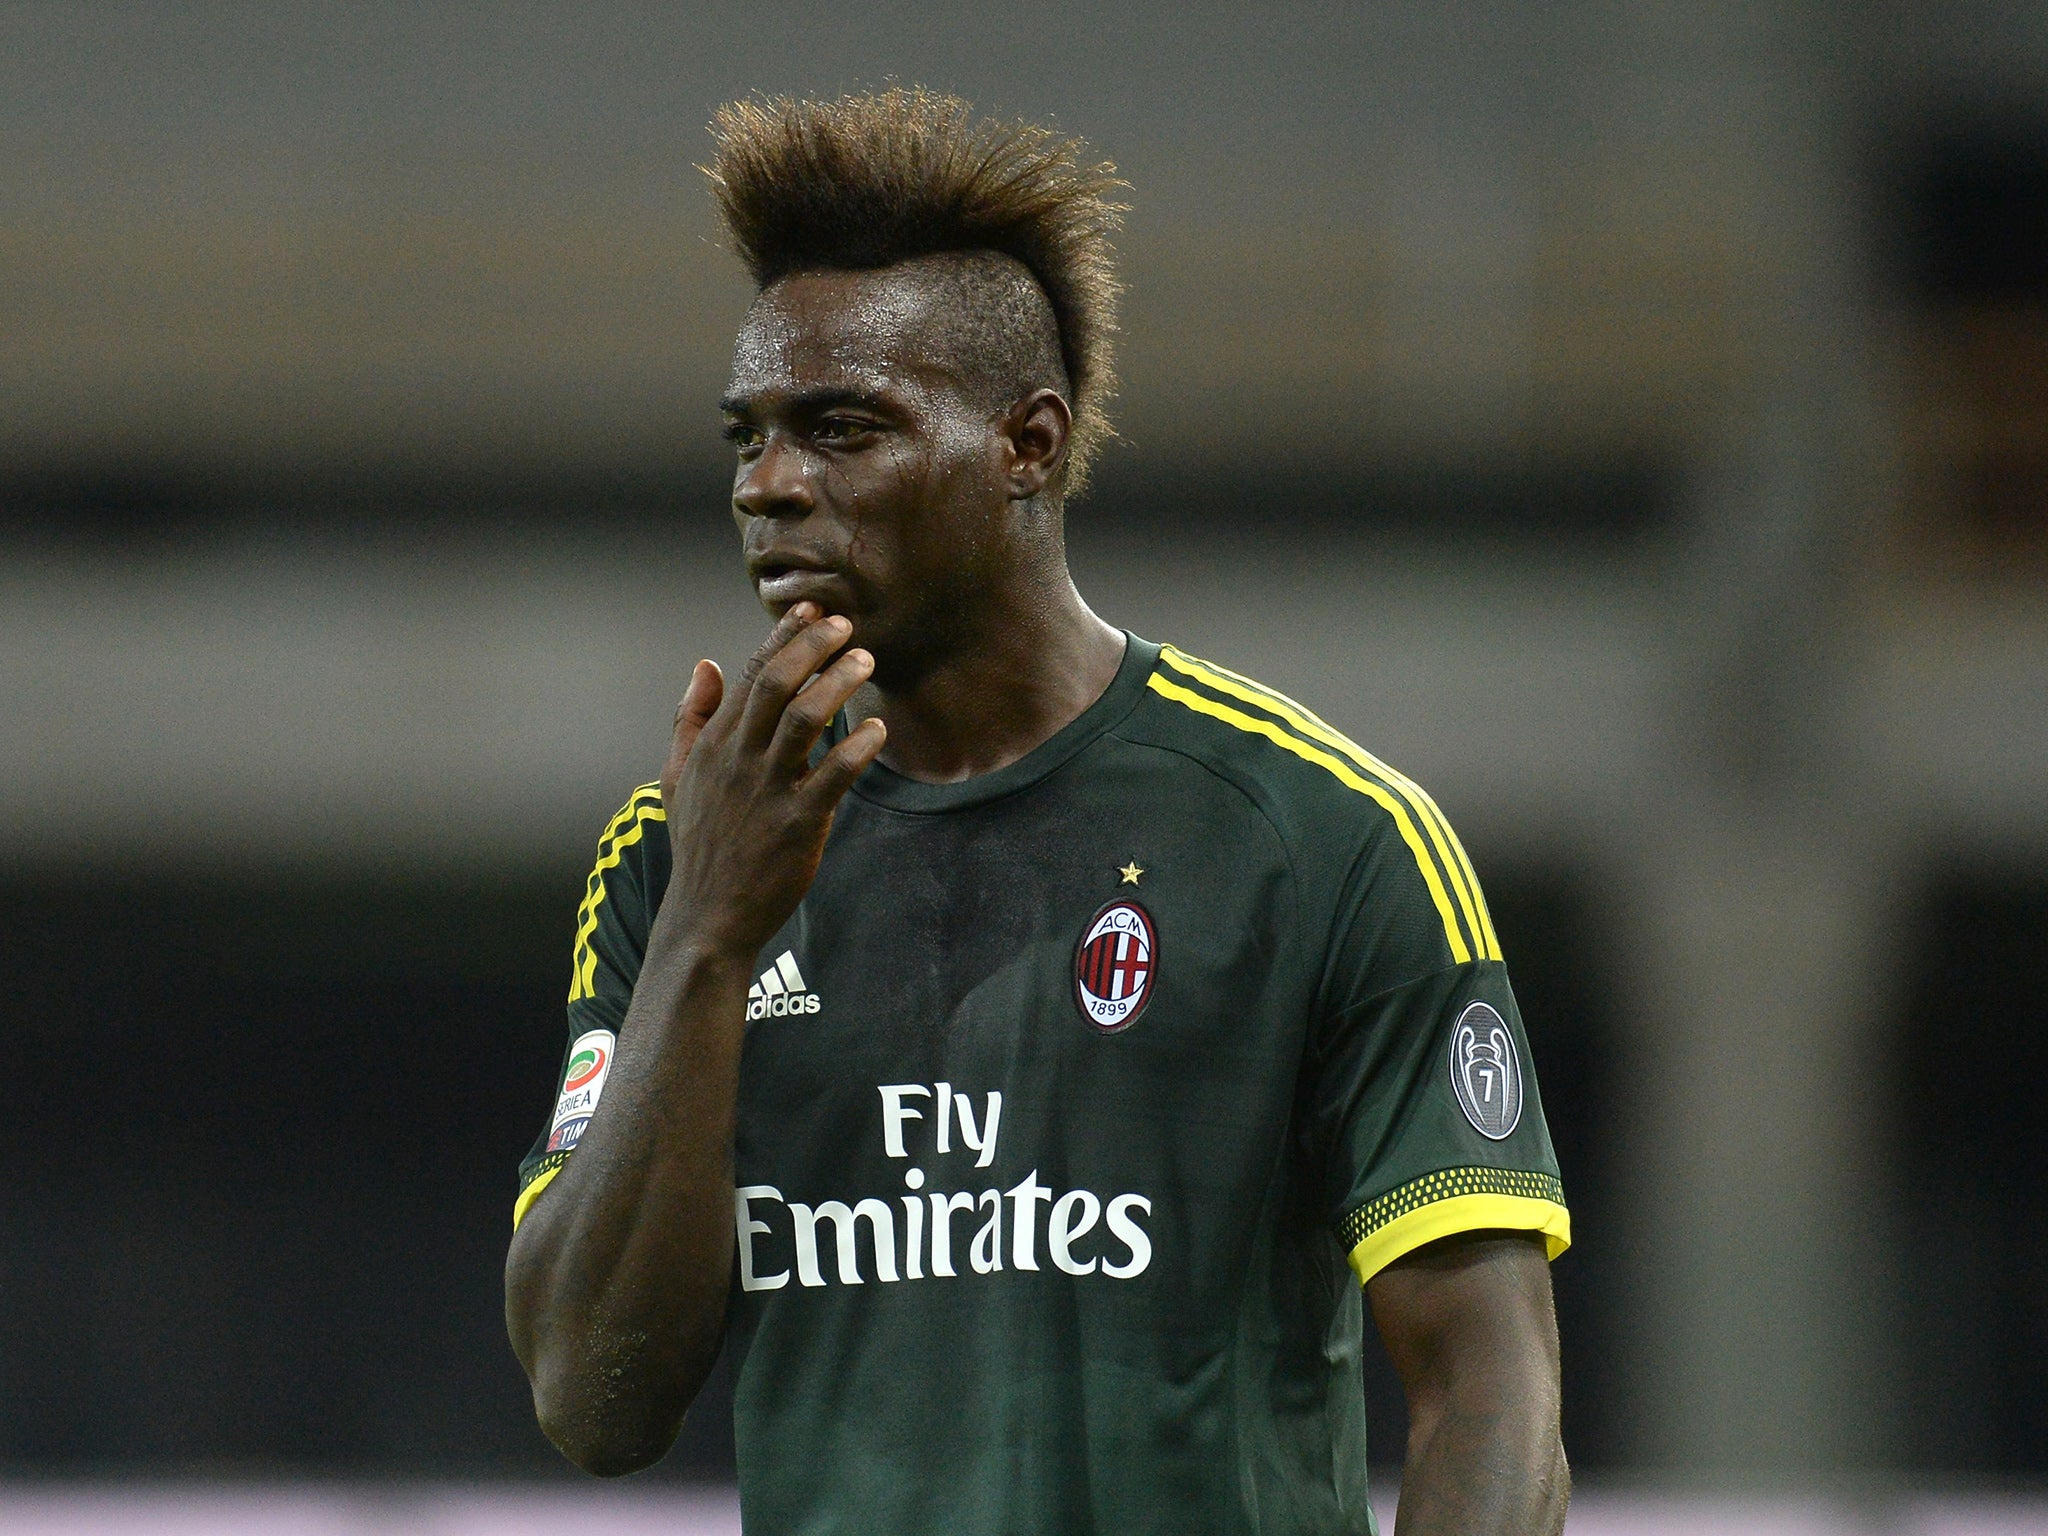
[733,434,815,520]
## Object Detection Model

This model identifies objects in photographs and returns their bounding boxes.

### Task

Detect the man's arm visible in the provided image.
[503,604,884,1476]
[1368,1230,1569,1536]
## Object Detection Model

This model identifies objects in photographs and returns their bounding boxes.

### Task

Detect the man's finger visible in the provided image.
[799,717,887,810]
[737,601,823,691]
[662,659,724,804]
[765,647,874,770]
[738,613,854,745]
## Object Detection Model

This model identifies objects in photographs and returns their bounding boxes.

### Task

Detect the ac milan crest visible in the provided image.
[1074,899,1158,1033]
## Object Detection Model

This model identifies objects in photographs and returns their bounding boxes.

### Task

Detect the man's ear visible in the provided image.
[1001,389,1073,501]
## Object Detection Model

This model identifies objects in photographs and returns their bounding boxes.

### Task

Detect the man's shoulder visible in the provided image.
[565,780,667,1004]
[582,780,667,882]
[1119,644,1497,965]
[1119,643,1427,843]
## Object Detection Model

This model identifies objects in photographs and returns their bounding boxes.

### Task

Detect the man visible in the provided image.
[506,89,1570,1535]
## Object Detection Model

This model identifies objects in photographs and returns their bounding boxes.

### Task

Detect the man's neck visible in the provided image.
[855,569,1126,785]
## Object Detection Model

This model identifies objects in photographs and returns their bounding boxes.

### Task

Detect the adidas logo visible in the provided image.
[746,951,821,1020]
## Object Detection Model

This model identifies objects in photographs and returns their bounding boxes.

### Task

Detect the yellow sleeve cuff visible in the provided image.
[1347,1191,1571,1284]
[512,1163,564,1230]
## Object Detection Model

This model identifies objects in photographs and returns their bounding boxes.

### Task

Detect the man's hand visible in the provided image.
[658,601,886,961]
[505,604,884,1478]
[1368,1231,1569,1536]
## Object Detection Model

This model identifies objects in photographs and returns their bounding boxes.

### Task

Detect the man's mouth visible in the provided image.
[753,559,846,607]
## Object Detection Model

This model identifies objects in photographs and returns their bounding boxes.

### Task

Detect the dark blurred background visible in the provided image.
[2,0,2046,1496]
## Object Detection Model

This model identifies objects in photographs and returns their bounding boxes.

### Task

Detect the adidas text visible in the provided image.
[747,951,822,1021]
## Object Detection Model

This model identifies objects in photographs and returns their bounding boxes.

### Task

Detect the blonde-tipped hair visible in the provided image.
[705,88,1127,494]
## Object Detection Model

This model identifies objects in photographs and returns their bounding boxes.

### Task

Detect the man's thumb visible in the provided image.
[663,660,724,801]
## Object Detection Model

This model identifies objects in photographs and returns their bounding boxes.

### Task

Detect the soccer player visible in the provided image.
[505,90,1570,1535]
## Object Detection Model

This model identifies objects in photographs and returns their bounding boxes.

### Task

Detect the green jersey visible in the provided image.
[518,635,1568,1535]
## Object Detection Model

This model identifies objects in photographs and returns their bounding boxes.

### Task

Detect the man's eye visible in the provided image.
[815,418,870,443]
[724,423,763,451]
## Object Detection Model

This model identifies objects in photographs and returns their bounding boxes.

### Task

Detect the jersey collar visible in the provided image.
[838,632,1160,815]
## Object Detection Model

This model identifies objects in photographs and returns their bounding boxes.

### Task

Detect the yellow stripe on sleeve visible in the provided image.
[1160,647,1500,961]
[512,1164,563,1230]
[1145,671,1473,965]
[1347,1192,1571,1284]
[567,783,665,1003]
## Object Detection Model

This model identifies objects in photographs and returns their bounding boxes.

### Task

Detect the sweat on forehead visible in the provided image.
[738,253,1070,413]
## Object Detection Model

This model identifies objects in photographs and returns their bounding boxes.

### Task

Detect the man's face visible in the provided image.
[722,267,1013,676]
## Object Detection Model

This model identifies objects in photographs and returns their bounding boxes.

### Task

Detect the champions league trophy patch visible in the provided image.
[1448,1002,1523,1140]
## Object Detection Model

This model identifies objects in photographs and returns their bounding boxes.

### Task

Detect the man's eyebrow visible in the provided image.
[718,387,886,417]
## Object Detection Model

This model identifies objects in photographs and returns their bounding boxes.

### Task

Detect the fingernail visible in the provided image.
[848,648,873,668]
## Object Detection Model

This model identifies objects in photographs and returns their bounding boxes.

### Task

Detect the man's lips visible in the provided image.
[752,561,847,606]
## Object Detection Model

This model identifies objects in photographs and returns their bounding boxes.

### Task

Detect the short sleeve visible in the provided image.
[1305,820,1569,1285]
[514,782,666,1228]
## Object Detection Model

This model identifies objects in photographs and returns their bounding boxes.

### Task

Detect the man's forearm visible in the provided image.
[1395,1389,1568,1536]
[503,924,751,1474]
[1369,1232,1569,1536]
[505,607,882,1474]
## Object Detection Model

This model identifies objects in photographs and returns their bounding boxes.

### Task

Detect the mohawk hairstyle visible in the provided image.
[704,88,1127,494]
